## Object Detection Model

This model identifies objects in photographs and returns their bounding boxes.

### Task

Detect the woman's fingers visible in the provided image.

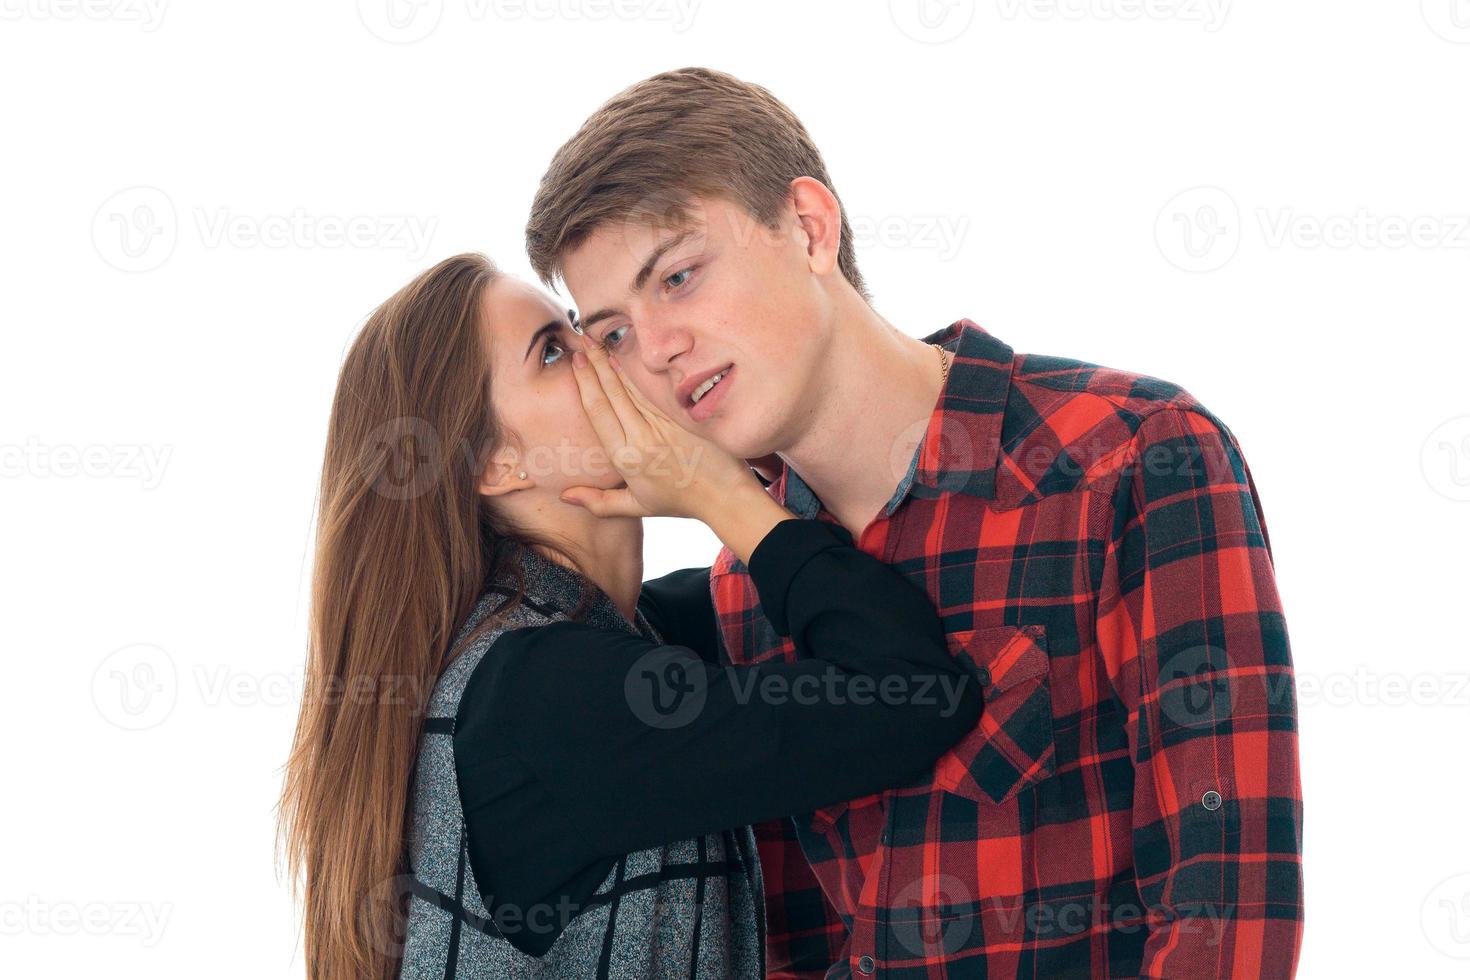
[570,347,627,454]
[608,354,672,424]
[582,343,651,441]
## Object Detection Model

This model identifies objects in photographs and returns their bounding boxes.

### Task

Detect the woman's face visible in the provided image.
[481,275,622,496]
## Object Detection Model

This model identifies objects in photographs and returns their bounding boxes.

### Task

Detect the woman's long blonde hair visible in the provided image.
[277,253,586,979]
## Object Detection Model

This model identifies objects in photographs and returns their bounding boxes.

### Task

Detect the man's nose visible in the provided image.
[635,313,692,372]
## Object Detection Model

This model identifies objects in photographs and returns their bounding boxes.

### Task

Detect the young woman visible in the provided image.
[277,253,982,979]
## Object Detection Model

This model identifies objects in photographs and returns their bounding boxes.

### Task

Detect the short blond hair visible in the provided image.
[526,66,869,301]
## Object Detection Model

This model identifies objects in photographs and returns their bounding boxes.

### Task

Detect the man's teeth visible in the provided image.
[690,369,729,405]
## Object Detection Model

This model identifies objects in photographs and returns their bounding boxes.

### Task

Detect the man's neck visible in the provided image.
[778,297,946,539]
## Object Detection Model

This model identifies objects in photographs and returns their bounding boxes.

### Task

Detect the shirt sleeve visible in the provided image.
[1095,408,1304,978]
[469,517,983,864]
[637,564,721,665]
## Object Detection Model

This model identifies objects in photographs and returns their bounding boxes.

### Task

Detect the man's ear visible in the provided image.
[478,444,528,497]
[788,176,842,278]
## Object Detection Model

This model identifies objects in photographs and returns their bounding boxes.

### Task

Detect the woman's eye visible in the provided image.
[664,267,694,290]
[601,324,630,349]
[541,340,567,367]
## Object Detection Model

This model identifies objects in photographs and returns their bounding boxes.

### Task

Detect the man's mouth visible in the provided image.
[690,369,729,405]
[686,364,735,422]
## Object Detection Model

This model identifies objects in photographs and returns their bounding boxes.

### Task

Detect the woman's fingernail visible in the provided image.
[573,350,586,367]
[608,354,620,371]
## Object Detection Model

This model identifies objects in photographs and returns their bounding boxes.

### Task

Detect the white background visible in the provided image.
[2,1,1468,976]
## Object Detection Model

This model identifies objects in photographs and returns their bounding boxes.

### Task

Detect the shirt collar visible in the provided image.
[488,542,658,639]
[779,318,1015,519]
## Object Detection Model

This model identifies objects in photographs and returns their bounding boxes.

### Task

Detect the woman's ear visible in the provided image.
[479,445,530,497]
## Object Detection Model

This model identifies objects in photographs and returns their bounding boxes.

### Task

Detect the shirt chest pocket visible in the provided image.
[932,624,1057,805]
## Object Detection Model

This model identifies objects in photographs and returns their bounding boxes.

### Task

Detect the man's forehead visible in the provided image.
[563,205,712,297]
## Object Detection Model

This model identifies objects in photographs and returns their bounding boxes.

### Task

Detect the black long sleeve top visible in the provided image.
[451,517,982,956]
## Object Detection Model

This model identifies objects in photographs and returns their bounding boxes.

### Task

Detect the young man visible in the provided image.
[526,68,1304,979]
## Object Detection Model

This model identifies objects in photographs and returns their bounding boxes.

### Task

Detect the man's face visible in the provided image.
[559,195,830,461]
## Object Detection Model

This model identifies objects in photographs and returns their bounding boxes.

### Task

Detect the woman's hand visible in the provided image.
[561,342,758,523]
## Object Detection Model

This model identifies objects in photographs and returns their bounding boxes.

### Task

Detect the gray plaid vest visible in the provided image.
[398,545,765,979]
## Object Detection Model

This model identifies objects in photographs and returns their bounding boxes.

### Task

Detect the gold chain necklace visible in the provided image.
[931,342,951,389]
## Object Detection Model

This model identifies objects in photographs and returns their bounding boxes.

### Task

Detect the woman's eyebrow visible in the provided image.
[522,320,564,363]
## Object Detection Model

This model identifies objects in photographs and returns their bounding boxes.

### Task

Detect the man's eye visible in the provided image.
[601,324,630,349]
[664,267,694,290]
[541,340,568,366]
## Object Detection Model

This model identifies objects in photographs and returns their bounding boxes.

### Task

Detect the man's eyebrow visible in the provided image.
[578,230,696,333]
[523,319,564,363]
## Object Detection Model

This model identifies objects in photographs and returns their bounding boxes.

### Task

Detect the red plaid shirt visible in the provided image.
[710,320,1304,978]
